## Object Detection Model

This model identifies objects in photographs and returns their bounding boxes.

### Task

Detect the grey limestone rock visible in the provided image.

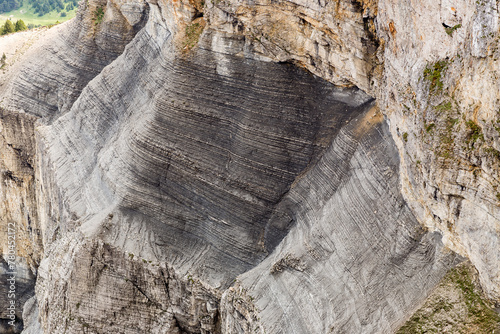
[20,297,42,334]
[220,106,461,334]
[0,0,497,332]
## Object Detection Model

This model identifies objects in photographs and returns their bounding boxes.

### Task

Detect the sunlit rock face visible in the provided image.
[0,0,498,332]
[0,110,39,333]
[377,0,500,301]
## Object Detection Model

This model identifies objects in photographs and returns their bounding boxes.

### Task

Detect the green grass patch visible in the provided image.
[426,100,460,160]
[0,0,76,27]
[402,132,408,142]
[445,24,462,36]
[484,147,500,160]
[92,6,104,25]
[397,263,500,334]
[426,123,436,133]
[465,120,484,146]
[435,101,453,113]
[437,117,459,159]
[423,60,448,94]
[449,266,500,331]
[183,20,205,52]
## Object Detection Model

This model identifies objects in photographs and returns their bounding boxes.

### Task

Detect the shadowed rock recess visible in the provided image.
[1,0,494,332]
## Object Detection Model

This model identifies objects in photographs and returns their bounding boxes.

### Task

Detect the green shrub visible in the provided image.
[93,6,105,25]
[426,123,435,133]
[445,24,462,36]
[423,60,448,93]
[435,101,452,112]
[484,147,500,160]
[14,19,26,31]
[183,21,205,51]
[1,19,14,35]
[465,120,483,145]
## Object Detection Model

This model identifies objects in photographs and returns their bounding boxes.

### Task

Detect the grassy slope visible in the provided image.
[397,262,500,334]
[0,0,76,27]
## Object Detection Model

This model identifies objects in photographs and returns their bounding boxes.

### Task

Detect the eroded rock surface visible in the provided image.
[0,0,498,332]
[377,0,500,301]
[0,0,147,119]
[0,110,39,332]
[220,106,460,333]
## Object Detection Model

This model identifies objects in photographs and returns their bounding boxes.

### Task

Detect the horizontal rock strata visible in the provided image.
[0,0,498,332]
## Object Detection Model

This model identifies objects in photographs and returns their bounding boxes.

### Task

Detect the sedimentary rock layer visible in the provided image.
[0,0,498,332]
[220,106,460,334]
[0,0,147,119]
[31,18,458,330]
[33,14,381,331]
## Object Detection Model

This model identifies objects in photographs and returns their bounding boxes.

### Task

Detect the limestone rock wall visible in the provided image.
[0,0,148,119]
[219,107,460,333]
[205,0,381,92]
[204,0,500,306]
[376,0,500,301]
[0,0,148,331]
[203,0,500,305]
[0,110,39,333]
[35,233,222,333]
[0,110,40,269]
[30,8,388,330]
[0,0,498,332]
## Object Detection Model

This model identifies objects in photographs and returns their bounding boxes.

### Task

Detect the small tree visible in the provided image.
[2,20,15,35]
[14,19,27,32]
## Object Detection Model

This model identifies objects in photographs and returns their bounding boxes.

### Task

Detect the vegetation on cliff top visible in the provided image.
[0,0,76,28]
[1,18,25,34]
[0,0,77,16]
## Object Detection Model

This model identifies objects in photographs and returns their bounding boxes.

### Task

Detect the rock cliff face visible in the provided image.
[0,110,39,334]
[0,0,498,333]
[377,0,500,301]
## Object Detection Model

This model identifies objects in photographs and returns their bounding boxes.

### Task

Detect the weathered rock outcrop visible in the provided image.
[377,0,500,301]
[0,110,39,333]
[0,0,147,119]
[219,106,460,333]
[0,0,498,332]
[205,0,380,92]
[0,1,148,330]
